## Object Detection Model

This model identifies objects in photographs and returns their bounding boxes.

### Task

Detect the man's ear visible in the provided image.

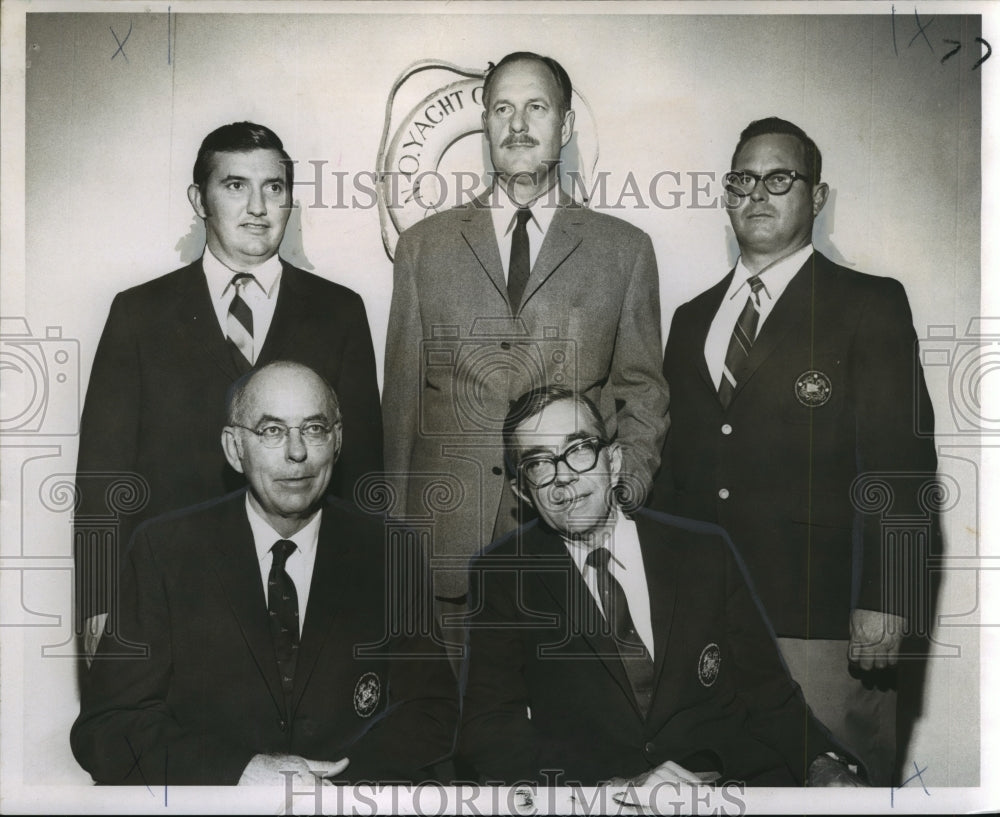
[188,184,207,219]
[560,108,576,148]
[222,427,245,474]
[811,182,830,217]
[510,477,534,508]
[608,441,623,484]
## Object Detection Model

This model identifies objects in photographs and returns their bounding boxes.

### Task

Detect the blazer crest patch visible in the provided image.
[794,370,833,407]
[354,672,381,718]
[698,642,721,687]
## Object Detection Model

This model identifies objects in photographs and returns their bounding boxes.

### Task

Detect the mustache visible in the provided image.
[501,135,539,148]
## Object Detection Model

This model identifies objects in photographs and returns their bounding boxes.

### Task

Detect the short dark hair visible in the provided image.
[192,121,294,190]
[731,117,823,183]
[482,52,573,113]
[502,385,608,475]
[225,361,341,426]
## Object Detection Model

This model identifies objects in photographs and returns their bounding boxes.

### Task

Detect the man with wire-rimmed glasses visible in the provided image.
[72,361,457,787]
[459,384,864,787]
[651,117,939,785]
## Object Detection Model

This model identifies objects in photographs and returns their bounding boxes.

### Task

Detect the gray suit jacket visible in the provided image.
[383,192,669,596]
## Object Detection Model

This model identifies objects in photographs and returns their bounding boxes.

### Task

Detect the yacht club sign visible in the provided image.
[376,60,599,259]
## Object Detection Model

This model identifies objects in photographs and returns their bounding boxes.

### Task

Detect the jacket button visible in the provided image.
[644,741,656,755]
[721,423,732,435]
[278,720,287,732]
[500,341,511,350]
[718,488,730,500]
[491,466,503,476]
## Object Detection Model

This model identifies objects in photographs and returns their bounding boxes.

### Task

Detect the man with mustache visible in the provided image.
[651,118,939,784]
[74,122,382,662]
[460,385,863,786]
[383,52,668,653]
[72,361,456,786]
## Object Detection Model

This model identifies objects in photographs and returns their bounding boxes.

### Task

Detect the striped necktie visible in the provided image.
[227,273,255,372]
[718,275,765,409]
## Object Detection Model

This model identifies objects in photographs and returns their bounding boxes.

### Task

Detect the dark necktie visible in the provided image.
[586,546,655,717]
[506,207,532,313]
[718,275,765,409]
[268,540,299,695]
[227,273,255,373]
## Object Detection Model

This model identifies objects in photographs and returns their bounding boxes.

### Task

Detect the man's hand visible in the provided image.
[238,753,350,786]
[607,758,709,787]
[848,608,905,670]
[806,754,868,787]
[82,613,108,667]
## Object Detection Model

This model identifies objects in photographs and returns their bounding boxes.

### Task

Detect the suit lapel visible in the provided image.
[690,271,735,394]
[634,514,678,711]
[527,524,643,717]
[206,493,286,716]
[518,202,584,313]
[459,197,509,305]
[257,261,308,365]
[289,506,346,714]
[730,253,817,403]
[172,260,244,380]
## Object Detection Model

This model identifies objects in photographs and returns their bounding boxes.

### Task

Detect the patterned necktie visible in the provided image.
[507,208,532,313]
[227,273,255,372]
[586,546,654,717]
[718,275,765,409]
[268,540,299,696]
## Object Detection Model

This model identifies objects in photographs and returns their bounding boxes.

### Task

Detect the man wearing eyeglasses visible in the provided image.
[651,118,938,785]
[460,385,864,787]
[72,361,457,786]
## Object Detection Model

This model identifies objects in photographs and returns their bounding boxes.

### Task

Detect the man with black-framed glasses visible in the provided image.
[459,384,865,787]
[651,117,939,785]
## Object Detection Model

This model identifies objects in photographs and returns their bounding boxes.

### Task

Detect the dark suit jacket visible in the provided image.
[74,259,383,620]
[383,193,669,596]
[71,492,458,785]
[459,509,839,786]
[652,251,938,638]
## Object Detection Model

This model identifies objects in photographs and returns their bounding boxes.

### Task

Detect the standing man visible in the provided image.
[75,122,383,659]
[72,362,457,785]
[460,386,862,787]
[653,117,938,785]
[383,53,669,636]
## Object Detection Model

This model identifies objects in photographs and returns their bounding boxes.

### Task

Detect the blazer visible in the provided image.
[459,509,840,786]
[383,194,670,596]
[74,259,383,620]
[71,492,458,785]
[652,251,938,638]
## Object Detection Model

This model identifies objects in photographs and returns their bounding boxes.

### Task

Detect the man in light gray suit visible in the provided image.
[383,52,669,648]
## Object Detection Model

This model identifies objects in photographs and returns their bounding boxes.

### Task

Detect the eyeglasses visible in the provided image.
[723,169,811,198]
[518,436,607,488]
[231,421,337,448]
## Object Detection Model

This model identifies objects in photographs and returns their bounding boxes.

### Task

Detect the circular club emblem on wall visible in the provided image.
[794,370,833,407]
[353,672,381,718]
[698,642,721,687]
[376,59,600,259]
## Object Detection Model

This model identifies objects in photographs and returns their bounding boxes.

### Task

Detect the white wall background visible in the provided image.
[2,2,992,806]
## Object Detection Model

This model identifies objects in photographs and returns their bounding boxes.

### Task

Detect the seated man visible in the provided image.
[72,361,457,786]
[459,385,863,786]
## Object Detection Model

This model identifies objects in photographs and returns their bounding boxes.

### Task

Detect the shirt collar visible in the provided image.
[245,493,322,566]
[562,506,631,570]
[203,245,283,301]
[728,243,814,304]
[488,183,560,241]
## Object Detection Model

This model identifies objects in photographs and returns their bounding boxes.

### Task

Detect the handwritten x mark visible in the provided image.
[110,20,133,62]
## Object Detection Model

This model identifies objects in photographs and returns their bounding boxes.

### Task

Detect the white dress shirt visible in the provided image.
[563,509,654,660]
[246,495,321,637]
[203,247,283,364]
[704,243,815,389]
[487,185,560,281]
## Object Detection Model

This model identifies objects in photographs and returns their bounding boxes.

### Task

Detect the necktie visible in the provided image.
[227,273,255,373]
[586,546,654,717]
[718,275,765,409]
[507,208,532,313]
[268,540,299,695]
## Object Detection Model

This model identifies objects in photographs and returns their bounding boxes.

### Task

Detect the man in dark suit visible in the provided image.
[651,117,939,785]
[383,53,668,640]
[75,122,382,659]
[460,385,863,787]
[72,361,457,786]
